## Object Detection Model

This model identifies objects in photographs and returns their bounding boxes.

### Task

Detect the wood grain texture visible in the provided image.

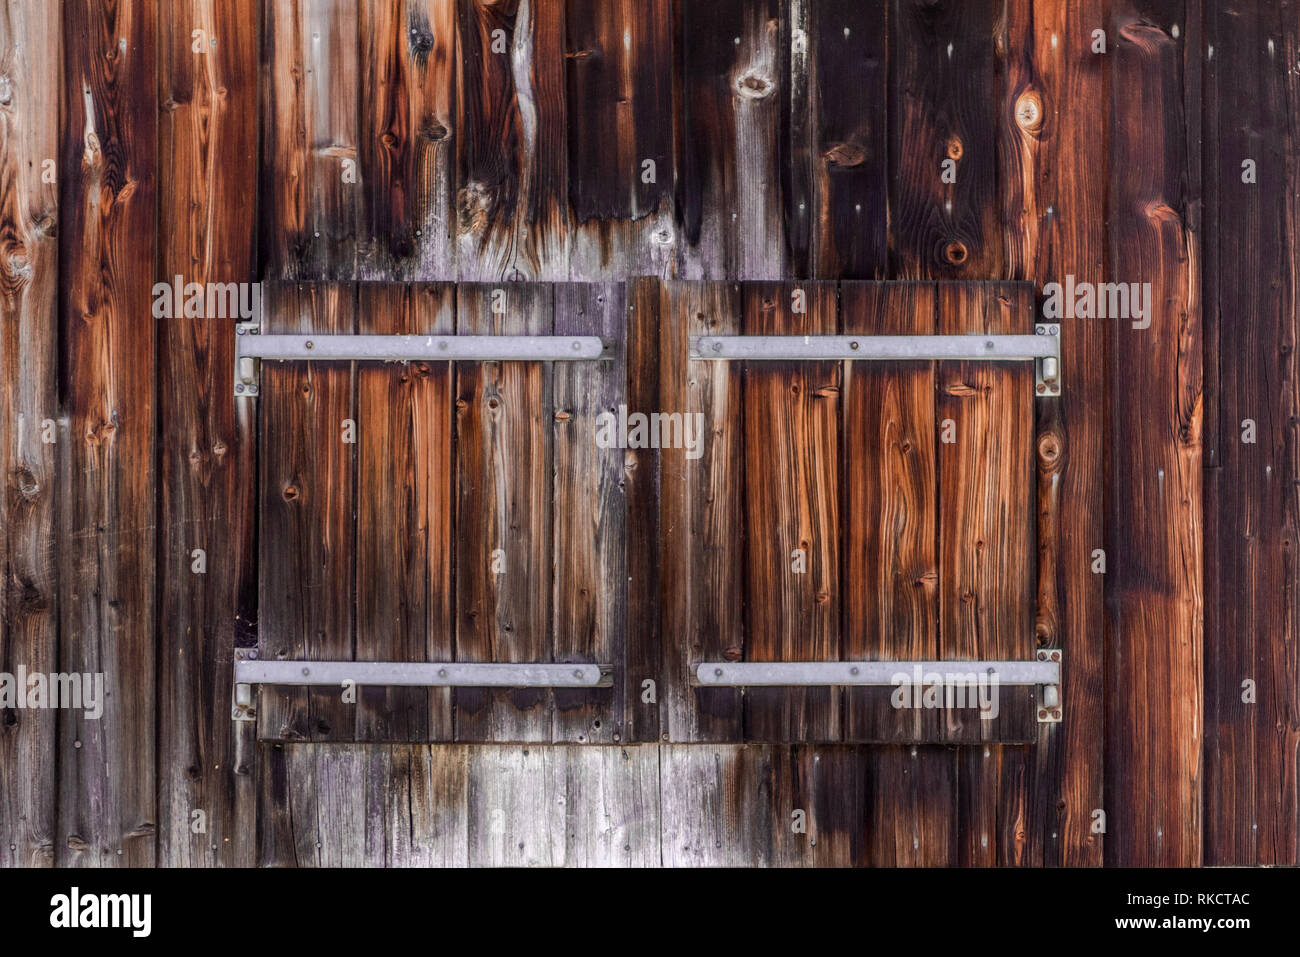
[1010,0,1109,867]
[890,0,1003,279]
[841,282,938,742]
[156,0,260,866]
[565,0,677,280]
[936,282,1036,743]
[741,281,840,741]
[552,283,626,742]
[659,281,743,741]
[679,0,785,279]
[1106,0,1202,866]
[261,0,360,279]
[258,282,356,742]
[1203,0,1300,866]
[354,283,454,741]
[58,0,158,867]
[358,0,458,280]
[454,283,554,740]
[456,0,569,280]
[0,0,59,868]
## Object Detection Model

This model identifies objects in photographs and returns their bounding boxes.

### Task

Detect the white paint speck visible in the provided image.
[947,42,954,59]
[1172,24,1180,39]
[1051,34,1058,50]
[844,27,851,39]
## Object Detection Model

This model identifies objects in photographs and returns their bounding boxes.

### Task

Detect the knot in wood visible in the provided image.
[943,240,968,265]
[824,142,866,168]
[1015,90,1043,132]
[735,71,774,99]
[946,136,963,161]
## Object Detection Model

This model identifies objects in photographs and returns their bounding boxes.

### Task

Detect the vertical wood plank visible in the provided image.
[678,0,785,280]
[454,283,553,741]
[358,0,457,280]
[1203,0,1300,866]
[935,282,1036,743]
[258,282,356,742]
[552,283,625,742]
[261,0,360,280]
[841,281,939,742]
[659,281,743,741]
[565,0,678,280]
[0,0,59,868]
[1106,0,1202,866]
[354,282,455,740]
[804,0,889,279]
[58,0,158,867]
[890,0,1003,279]
[624,278,663,742]
[866,745,957,866]
[741,281,840,741]
[456,0,569,281]
[156,0,260,866]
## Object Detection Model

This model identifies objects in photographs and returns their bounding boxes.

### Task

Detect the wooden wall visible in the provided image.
[0,0,1291,867]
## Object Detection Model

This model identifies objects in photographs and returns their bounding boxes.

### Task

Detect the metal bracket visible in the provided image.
[693,659,1060,687]
[235,328,609,397]
[234,659,613,690]
[232,647,258,722]
[690,328,1062,397]
[1036,648,1063,723]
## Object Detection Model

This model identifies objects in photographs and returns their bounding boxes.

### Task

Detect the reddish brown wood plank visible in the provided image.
[0,0,59,868]
[551,282,626,742]
[741,281,840,741]
[58,0,158,866]
[1106,0,1202,866]
[659,281,743,741]
[456,0,569,280]
[354,283,454,741]
[841,281,939,743]
[936,282,1037,743]
[258,282,356,742]
[454,283,554,740]
[156,0,260,866]
[358,0,457,280]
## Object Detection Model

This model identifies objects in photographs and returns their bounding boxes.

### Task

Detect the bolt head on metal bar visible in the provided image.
[235,660,612,688]
[239,334,607,363]
[693,660,1060,687]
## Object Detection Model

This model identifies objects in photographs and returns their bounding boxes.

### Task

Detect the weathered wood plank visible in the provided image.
[1106,0,1202,866]
[58,0,158,867]
[1012,0,1109,867]
[679,0,785,280]
[659,281,743,741]
[741,281,840,741]
[624,278,663,742]
[565,0,677,280]
[552,283,626,742]
[258,282,356,742]
[0,0,59,868]
[156,0,260,866]
[261,0,360,279]
[454,284,553,740]
[935,282,1036,743]
[354,283,455,741]
[890,0,1003,279]
[456,0,569,280]
[1204,0,1300,866]
[803,0,889,279]
[358,0,457,280]
[841,281,938,743]
[867,745,957,866]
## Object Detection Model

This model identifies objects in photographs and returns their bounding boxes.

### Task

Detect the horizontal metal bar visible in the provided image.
[691,334,1056,362]
[693,660,1060,687]
[239,333,607,362]
[236,660,612,688]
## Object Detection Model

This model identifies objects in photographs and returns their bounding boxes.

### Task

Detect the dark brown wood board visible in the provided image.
[0,0,59,868]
